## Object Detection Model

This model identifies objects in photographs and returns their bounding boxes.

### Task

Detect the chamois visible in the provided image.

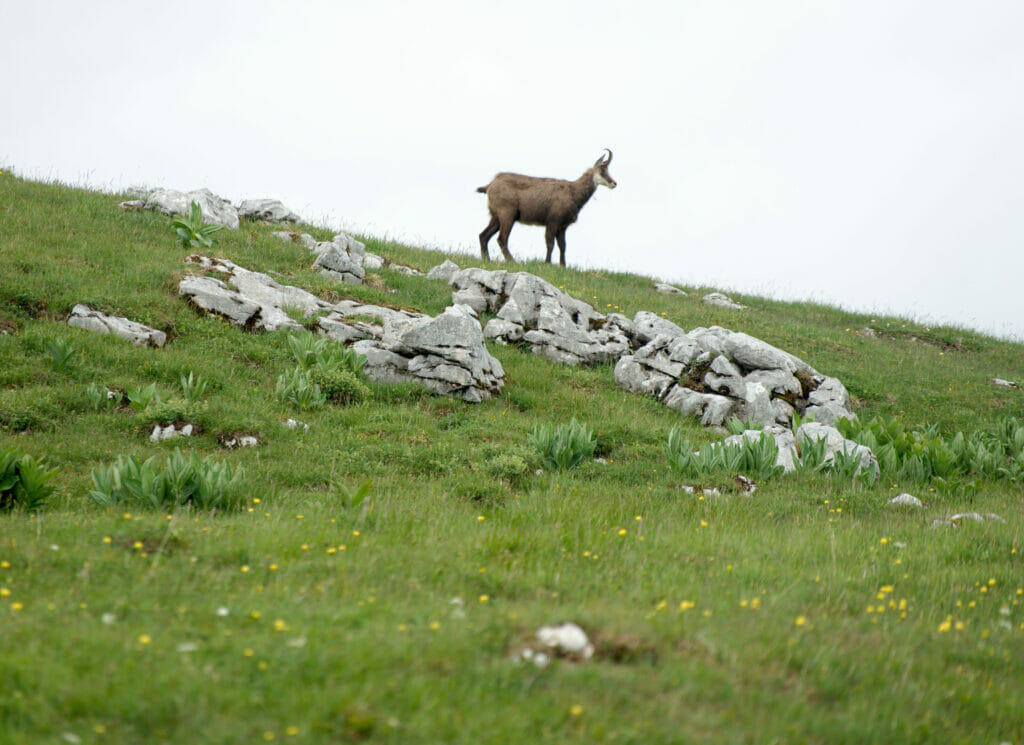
[477,150,617,267]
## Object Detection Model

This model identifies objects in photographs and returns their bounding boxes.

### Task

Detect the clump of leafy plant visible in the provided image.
[46,337,78,372]
[310,366,369,405]
[172,201,223,249]
[277,334,369,409]
[529,418,596,471]
[88,449,245,511]
[663,425,783,482]
[1,445,59,511]
[127,382,160,412]
[484,453,531,485]
[837,414,1024,488]
[85,383,122,411]
[137,397,205,427]
[275,368,326,410]
[288,333,366,375]
[179,371,209,403]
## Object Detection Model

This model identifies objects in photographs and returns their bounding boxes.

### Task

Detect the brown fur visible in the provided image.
[477,150,616,266]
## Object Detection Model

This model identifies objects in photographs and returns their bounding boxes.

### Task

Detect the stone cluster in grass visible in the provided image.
[120,188,300,229]
[449,267,633,365]
[439,263,853,428]
[178,256,505,403]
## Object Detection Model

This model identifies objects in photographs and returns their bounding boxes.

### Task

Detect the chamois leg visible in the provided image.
[497,220,515,262]
[544,225,556,263]
[479,215,500,260]
[556,228,568,267]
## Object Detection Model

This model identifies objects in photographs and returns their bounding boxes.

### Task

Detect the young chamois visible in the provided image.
[477,150,617,267]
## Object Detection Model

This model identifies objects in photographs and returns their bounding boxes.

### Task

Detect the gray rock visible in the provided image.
[118,199,146,210]
[353,306,504,402]
[632,311,687,344]
[722,426,798,472]
[452,268,627,365]
[705,355,746,397]
[992,378,1020,390]
[68,304,166,347]
[804,377,854,425]
[483,318,524,342]
[744,369,801,397]
[770,398,795,426]
[179,275,267,329]
[362,253,385,270]
[662,386,734,426]
[722,332,807,373]
[889,493,923,507]
[312,245,365,284]
[796,422,877,475]
[654,282,687,295]
[388,263,424,276]
[702,292,743,310]
[427,260,461,282]
[931,512,1003,528]
[179,256,328,331]
[270,230,297,243]
[144,188,240,229]
[237,199,300,223]
[741,381,775,428]
[452,288,489,315]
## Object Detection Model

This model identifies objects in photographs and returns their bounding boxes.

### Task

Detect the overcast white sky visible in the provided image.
[4,1,1023,339]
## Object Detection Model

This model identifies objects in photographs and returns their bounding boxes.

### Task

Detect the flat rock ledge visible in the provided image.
[67,304,166,347]
[178,256,504,402]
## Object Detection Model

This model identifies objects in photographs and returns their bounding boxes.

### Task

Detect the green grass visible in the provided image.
[2,171,1024,744]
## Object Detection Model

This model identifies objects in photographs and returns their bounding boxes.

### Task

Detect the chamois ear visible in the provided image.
[594,149,612,167]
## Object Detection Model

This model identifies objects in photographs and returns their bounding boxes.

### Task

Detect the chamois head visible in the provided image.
[592,149,617,189]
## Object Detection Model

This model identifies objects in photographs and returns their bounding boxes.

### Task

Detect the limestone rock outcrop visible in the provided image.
[178,257,502,402]
[615,323,853,428]
[142,188,240,230]
[449,268,632,365]
[353,305,505,403]
[237,199,300,223]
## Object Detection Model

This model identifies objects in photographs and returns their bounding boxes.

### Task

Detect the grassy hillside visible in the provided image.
[2,171,1023,744]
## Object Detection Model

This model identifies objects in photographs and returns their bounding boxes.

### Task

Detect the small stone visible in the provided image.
[536,622,594,659]
[654,282,686,295]
[239,436,258,447]
[702,292,743,310]
[888,493,922,507]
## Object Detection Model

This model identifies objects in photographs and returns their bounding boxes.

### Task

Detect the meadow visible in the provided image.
[2,171,1023,744]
